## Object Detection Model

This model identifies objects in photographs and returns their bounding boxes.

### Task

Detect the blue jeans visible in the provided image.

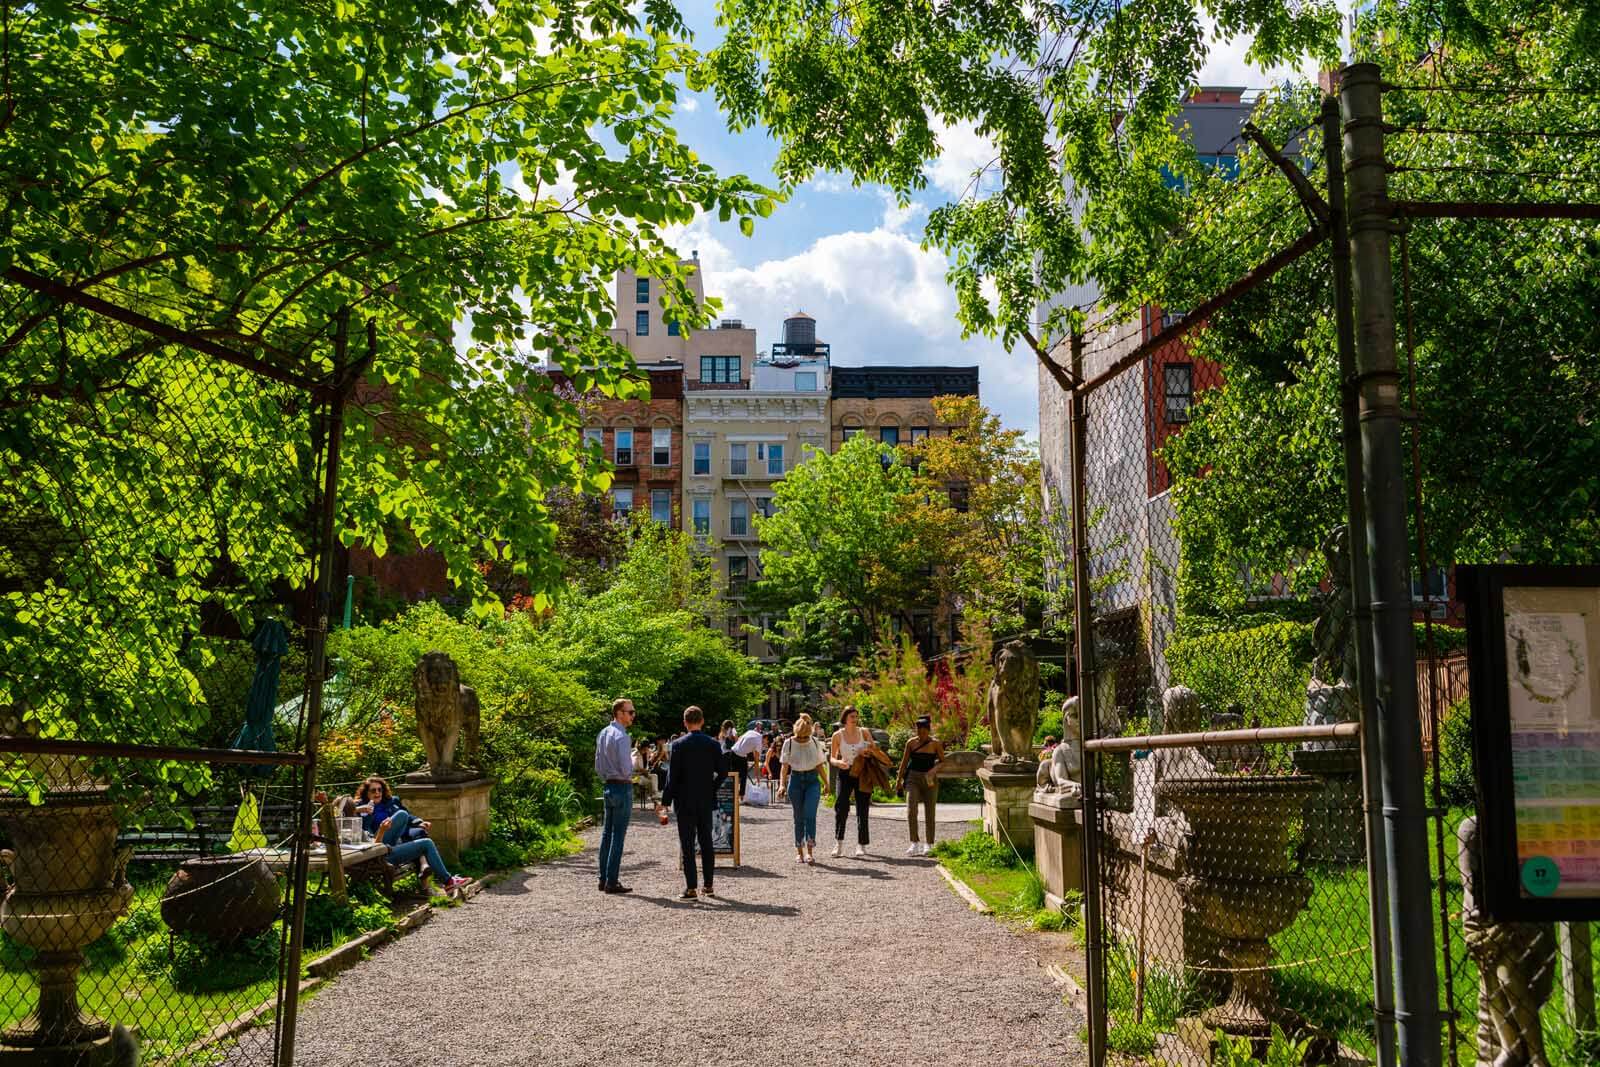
[788,770,821,847]
[387,837,453,882]
[598,782,632,886]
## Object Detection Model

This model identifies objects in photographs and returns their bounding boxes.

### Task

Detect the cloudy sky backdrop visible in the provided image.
[657,4,1324,437]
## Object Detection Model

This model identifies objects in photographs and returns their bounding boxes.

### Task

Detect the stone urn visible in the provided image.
[0,786,134,1052]
[1157,775,1321,1043]
[160,855,280,944]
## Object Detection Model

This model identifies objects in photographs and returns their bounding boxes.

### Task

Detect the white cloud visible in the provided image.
[1196,19,1325,90]
[877,189,924,234]
[925,118,998,198]
[690,226,1040,436]
[679,93,700,112]
[806,173,859,195]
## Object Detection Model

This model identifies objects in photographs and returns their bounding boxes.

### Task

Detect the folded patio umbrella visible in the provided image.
[231,619,288,752]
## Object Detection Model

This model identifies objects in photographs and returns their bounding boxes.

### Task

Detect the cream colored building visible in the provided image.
[608,258,757,370]
[684,312,831,664]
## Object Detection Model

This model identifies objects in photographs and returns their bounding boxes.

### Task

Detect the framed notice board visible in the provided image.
[1462,564,1600,920]
[712,772,741,866]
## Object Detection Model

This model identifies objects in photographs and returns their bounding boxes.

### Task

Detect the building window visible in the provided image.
[1164,363,1193,424]
[949,486,969,513]
[755,498,775,520]
[692,441,711,476]
[842,427,862,442]
[729,443,748,477]
[794,371,817,391]
[909,426,929,443]
[635,310,650,336]
[650,489,672,524]
[729,499,749,536]
[652,427,671,466]
[614,428,633,466]
[766,442,784,476]
[728,558,748,591]
[1412,566,1448,602]
[636,277,649,303]
[583,427,603,451]
[612,487,634,514]
[879,426,900,446]
[700,355,740,384]
[729,612,749,651]
[692,498,711,535]
[667,319,681,336]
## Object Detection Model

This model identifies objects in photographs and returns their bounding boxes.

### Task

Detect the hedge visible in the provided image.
[1165,621,1314,729]
[1166,619,1470,730]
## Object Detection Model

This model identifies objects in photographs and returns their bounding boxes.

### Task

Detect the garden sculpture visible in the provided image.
[1035,697,1083,799]
[1311,524,1357,686]
[1457,816,1557,1067]
[411,652,481,782]
[986,639,1040,768]
[1153,686,1215,786]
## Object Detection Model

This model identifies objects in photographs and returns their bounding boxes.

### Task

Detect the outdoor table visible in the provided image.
[254,840,390,876]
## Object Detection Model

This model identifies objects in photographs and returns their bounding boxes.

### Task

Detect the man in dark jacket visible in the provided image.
[657,705,727,900]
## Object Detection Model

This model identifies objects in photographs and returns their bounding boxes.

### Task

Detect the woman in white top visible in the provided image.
[829,706,874,857]
[777,714,828,864]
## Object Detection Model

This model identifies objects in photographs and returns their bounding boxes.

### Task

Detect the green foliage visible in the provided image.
[301,895,393,949]
[2,0,774,774]
[1433,698,1477,808]
[1106,1017,1159,1057]
[135,928,282,994]
[1165,622,1314,729]
[1212,1025,1315,1067]
[930,829,1019,872]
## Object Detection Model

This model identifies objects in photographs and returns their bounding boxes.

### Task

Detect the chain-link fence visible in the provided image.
[1383,73,1600,1066]
[1063,65,1600,1067]
[1,275,356,1064]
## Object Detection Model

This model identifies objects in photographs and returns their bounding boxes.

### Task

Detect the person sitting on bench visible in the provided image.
[360,776,470,895]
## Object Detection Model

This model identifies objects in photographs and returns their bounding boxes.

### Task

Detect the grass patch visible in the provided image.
[932,830,1070,931]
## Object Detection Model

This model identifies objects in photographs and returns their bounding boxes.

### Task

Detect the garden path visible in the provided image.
[236,802,1085,1067]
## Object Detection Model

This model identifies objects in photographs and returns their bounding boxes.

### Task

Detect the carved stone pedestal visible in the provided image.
[1292,745,1364,867]
[978,764,1037,849]
[397,777,492,865]
[1030,797,1084,910]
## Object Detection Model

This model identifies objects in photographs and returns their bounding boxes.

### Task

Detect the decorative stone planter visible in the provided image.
[0,786,134,1062]
[1157,775,1322,1050]
[161,855,280,944]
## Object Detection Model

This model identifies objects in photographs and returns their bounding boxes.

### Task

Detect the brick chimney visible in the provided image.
[1186,86,1246,104]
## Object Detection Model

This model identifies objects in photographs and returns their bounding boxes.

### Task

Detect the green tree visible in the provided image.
[1,0,773,758]
[912,395,1053,637]
[754,434,945,653]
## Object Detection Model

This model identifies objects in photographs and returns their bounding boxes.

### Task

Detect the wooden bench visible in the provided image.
[119,802,300,863]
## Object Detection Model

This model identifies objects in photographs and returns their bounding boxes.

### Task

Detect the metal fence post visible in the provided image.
[276,308,351,1066]
[1340,62,1443,1067]
[1068,330,1107,1066]
[1324,90,1399,1067]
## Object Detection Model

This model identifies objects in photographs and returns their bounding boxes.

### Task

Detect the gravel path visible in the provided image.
[238,802,1086,1067]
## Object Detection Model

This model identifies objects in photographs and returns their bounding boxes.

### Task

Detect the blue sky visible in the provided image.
[657,3,1321,438]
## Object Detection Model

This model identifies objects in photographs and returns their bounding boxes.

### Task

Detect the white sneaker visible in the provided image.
[906,843,919,856]
[831,841,843,858]
[918,842,930,856]
[854,845,868,858]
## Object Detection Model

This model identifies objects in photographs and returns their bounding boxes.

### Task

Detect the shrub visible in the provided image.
[1165,621,1314,729]
[931,829,1020,871]
[1433,696,1476,807]
[136,928,281,993]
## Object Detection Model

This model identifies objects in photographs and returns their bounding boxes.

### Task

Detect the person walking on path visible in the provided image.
[829,706,875,858]
[731,721,764,798]
[777,713,827,864]
[895,715,946,856]
[658,705,727,900]
[595,697,638,894]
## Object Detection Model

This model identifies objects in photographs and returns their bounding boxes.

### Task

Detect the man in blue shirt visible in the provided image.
[594,697,637,894]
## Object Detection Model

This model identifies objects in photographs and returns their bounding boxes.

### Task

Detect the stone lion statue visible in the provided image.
[412,652,480,781]
[986,639,1040,768]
